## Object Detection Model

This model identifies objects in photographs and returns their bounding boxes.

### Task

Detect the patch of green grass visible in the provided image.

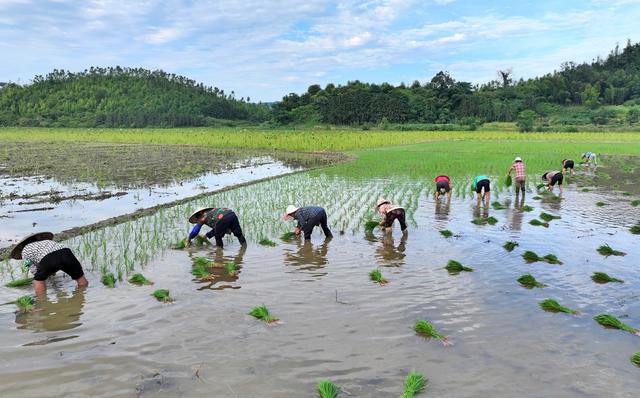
[539,299,577,314]
[631,199,640,207]
[400,371,427,398]
[414,320,449,345]
[632,352,640,367]
[439,229,453,238]
[101,271,116,288]
[128,273,153,285]
[445,260,473,274]
[517,274,545,288]
[5,277,33,288]
[15,295,35,311]
[151,289,173,303]
[317,380,340,398]
[596,201,607,207]
[503,241,519,252]
[280,231,296,241]
[369,268,388,284]
[491,201,507,210]
[631,223,640,234]
[224,262,238,275]
[539,212,561,222]
[193,257,213,267]
[259,238,277,247]
[594,314,639,335]
[591,272,624,284]
[529,219,549,227]
[521,205,534,212]
[249,305,277,323]
[596,244,626,256]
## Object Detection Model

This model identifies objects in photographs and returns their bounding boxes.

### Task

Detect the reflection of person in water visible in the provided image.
[15,287,86,333]
[283,239,330,272]
[197,245,246,290]
[472,200,490,219]
[510,194,526,231]
[375,232,407,266]
[434,194,451,221]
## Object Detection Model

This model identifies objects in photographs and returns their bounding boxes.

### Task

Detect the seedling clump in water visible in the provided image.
[439,229,453,238]
[193,257,212,267]
[280,231,296,241]
[101,271,116,288]
[521,205,534,212]
[414,320,450,345]
[517,274,545,288]
[596,244,626,256]
[369,268,388,284]
[152,289,173,303]
[503,241,519,252]
[225,262,238,275]
[171,239,186,250]
[492,201,507,210]
[542,254,562,264]
[128,273,153,285]
[471,216,498,226]
[596,201,607,207]
[317,379,340,398]
[16,295,35,311]
[400,371,427,398]
[364,218,380,232]
[5,277,33,288]
[249,305,277,323]
[539,299,577,314]
[593,314,639,335]
[522,251,561,264]
[539,212,561,222]
[259,238,277,247]
[529,219,549,228]
[192,263,210,278]
[631,223,640,234]
[445,260,473,274]
[632,352,640,367]
[591,272,624,284]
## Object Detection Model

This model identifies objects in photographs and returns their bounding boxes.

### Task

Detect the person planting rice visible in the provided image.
[581,151,597,166]
[10,232,88,296]
[376,198,407,232]
[472,175,491,205]
[284,205,333,240]
[434,175,452,200]
[562,159,575,175]
[542,171,563,193]
[507,157,526,195]
[186,207,247,248]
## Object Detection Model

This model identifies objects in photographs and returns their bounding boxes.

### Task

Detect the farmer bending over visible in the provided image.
[376,198,407,232]
[542,171,563,194]
[472,175,491,205]
[434,175,452,200]
[11,232,88,296]
[581,152,597,166]
[562,159,575,175]
[186,207,246,248]
[284,205,333,240]
[507,157,526,195]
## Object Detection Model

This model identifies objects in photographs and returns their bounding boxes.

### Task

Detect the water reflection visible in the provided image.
[15,287,85,333]
[197,246,245,290]
[472,200,490,219]
[510,194,526,231]
[374,231,407,267]
[434,197,451,221]
[283,239,330,274]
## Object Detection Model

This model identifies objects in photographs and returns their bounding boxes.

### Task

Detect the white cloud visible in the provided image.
[145,27,183,44]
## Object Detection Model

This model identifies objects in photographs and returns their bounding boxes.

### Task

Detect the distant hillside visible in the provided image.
[0,67,270,127]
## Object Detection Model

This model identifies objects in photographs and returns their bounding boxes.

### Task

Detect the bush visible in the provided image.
[516,110,537,132]
[627,107,640,124]
[590,108,616,125]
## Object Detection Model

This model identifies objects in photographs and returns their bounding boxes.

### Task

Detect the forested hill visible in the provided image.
[0,67,270,127]
[273,41,640,127]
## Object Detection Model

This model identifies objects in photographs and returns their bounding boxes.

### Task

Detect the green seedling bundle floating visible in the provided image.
[445,260,473,274]
[101,271,116,288]
[15,295,35,311]
[369,268,388,284]
[439,229,453,238]
[224,262,238,275]
[471,216,498,226]
[5,277,33,288]
[259,238,277,247]
[193,257,213,267]
[593,314,640,335]
[539,299,577,314]
[191,263,211,278]
[503,241,519,252]
[631,223,640,235]
[542,254,562,264]
[596,244,626,256]
[364,218,380,232]
[521,205,534,212]
[128,273,153,285]
[529,219,549,228]
[517,274,545,288]
[591,272,624,284]
[539,212,561,222]
[249,305,278,323]
[151,289,173,303]
[414,320,451,345]
[400,371,427,398]
[522,251,562,264]
[596,201,607,207]
[317,379,340,398]
[491,201,507,210]
[630,200,640,207]
[632,352,640,367]
[171,239,186,250]
[280,231,296,241]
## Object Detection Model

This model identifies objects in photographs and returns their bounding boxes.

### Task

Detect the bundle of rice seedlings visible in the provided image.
[151,289,173,303]
[193,257,212,267]
[596,201,607,207]
[445,260,473,274]
[369,269,388,284]
[521,205,534,212]
[542,254,562,264]
[581,188,590,192]
[539,212,561,222]
[128,273,153,285]
[522,250,541,263]
[632,352,640,367]
[15,295,35,311]
[591,272,624,284]
[101,272,116,288]
[503,241,519,252]
[505,175,512,187]
[439,229,453,238]
[364,218,380,232]
[280,231,296,241]
[171,239,186,250]
[193,235,209,246]
[529,219,549,227]
[5,277,33,288]
[317,380,340,398]
[249,305,277,323]
[486,216,498,225]
[630,200,640,207]
[259,238,277,247]
[536,183,546,190]
[631,223,640,235]
[400,371,427,398]
[596,244,626,256]
[532,196,542,200]
[539,299,577,314]
[192,263,210,278]
[225,262,238,275]
[471,218,484,225]
[492,201,507,210]
[517,274,545,288]
[414,320,450,345]
[593,314,639,335]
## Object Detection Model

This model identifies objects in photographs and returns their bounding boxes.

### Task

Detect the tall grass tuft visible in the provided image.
[503,241,519,252]
[593,314,639,335]
[414,320,450,345]
[101,271,116,288]
[317,379,340,398]
[16,295,35,311]
[5,277,33,288]
[591,272,624,284]
[249,305,277,323]
[128,273,153,285]
[445,260,473,274]
[369,268,388,284]
[259,238,277,247]
[596,244,626,256]
[539,299,577,314]
[400,371,427,398]
[517,274,545,288]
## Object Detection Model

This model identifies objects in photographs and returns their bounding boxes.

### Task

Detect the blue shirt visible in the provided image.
[472,175,489,190]
[294,206,324,229]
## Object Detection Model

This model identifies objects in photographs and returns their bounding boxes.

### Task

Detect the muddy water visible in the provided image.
[1,179,639,397]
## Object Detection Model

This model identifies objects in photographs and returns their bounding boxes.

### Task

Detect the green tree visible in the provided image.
[516,110,537,132]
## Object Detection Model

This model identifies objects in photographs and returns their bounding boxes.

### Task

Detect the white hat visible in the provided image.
[189,207,214,224]
[376,198,390,207]
[514,157,522,162]
[285,205,299,216]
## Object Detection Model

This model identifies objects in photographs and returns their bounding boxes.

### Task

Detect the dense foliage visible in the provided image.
[0,67,270,127]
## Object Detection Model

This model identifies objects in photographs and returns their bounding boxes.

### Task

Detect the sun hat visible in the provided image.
[283,205,299,220]
[10,232,54,260]
[376,198,390,208]
[514,157,522,162]
[188,207,214,224]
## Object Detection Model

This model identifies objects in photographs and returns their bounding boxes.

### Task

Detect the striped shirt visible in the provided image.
[22,240,66,274]
[511,161,526,180]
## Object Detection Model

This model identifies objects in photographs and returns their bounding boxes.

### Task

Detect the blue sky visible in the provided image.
[1,0,639,101]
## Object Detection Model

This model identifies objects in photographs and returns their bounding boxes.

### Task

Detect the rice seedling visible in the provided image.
[128,273,153,285]
[439,229,453,238]
[522,250,541,263]
[15,295,35,311]
[581,188,590,192]
[364,218,380,232]
[193,256,213,266]
[400,371,427,398]
[151,289,173,303]
[631,199,640,207]
[539,212,560,222]
[191,263,210,278]
[445,260,473,274]
[517,274,545,288]
[503,241,519,252]
[529,219,549,227]
[594,314,639,335]
[101,271,116,288]
[471,218,484,225]
[249,305,278,323]
[591,272,624,284]
[632,352,640,367]
[596,244,626,256]
[5,277,33,287]
[171,239,186,250]
[280,231,296,241]
[486,216,498,225]
[369,268,388,284]
[596,201,607,207]
[504,174,512,187]
[193,235,209,246]
[491,201,507,210]
[536,183,546,190]
[259,238,277,247]
[317,379,340,398]
[542,254,562,264]
[521,205,534,212]
[224,262,239,275]
[539,299,577,314]
[414,320,451,345]
[471,216,498,226]
[631,223,640,234]
[532,195,542,200]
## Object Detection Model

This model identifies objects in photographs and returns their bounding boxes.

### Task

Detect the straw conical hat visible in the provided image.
[189,207,214,224]
[10,232,54,260]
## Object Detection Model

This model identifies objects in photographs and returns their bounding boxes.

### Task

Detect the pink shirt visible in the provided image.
[435,175,450,183]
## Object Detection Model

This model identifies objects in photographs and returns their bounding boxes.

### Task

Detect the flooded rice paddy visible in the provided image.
[1,154,639,397]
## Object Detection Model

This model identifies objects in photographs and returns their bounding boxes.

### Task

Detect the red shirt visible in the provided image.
[435,175,450,183]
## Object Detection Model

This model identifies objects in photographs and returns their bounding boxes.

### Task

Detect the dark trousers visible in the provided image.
[515,177,526,194]
[302,209,332,240]
[382,209,407,231]
[206,212,246,247]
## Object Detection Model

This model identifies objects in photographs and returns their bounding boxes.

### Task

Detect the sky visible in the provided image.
[1,0,640,101]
